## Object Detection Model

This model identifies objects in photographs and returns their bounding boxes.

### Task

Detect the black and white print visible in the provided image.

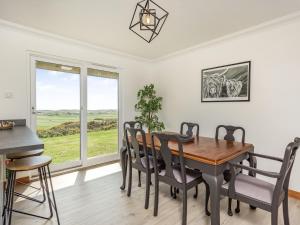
[201,61,251,102]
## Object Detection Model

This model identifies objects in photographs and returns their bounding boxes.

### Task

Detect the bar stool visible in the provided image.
[6,149,45,203]
[3,155,60,225]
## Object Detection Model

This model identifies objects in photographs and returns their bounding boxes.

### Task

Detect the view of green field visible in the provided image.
[37,110,118,164]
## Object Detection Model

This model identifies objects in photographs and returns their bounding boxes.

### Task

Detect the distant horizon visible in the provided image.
[37,109,117,111]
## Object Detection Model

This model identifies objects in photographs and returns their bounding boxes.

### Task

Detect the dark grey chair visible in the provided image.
[215,125,246,216]
[180,122,199,137]
[120,121,142,190]
[125,127,153,209]
[222,137,300,225]
[171,122,201,199]
[151,132,210,225]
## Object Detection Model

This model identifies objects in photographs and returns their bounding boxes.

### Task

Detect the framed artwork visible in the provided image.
[201,61,251,102]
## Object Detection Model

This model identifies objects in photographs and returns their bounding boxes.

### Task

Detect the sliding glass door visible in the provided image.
[34,61,81,168]
[31,57,119,170]
[87,68,119,159]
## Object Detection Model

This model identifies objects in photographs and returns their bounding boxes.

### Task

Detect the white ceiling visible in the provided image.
[0,0,300,59]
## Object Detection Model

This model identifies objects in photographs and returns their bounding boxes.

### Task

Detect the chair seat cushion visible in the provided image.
[159,168,202,183]
[223,174,275,204]
[141,157,154,169]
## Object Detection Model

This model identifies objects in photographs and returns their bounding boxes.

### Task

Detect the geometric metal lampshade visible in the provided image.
[129,0,169,43]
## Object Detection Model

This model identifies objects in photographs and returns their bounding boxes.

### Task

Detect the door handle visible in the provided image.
[32,106,37,114]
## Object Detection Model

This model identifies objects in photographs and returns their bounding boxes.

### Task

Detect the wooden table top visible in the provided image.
[136,133,254,166]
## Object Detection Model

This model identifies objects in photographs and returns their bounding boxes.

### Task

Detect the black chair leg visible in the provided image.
[182,188,187,225]
[228,198,233,216]
[154,177,159,216]
[235,200,240,213]
[145,172,150,209]
[138,170,141,187]
[193,185,198,199]
[271,208,278,225]
[283,193,290,225]
[170,186,174,197]
[127,161,132,197]
[204,181,211,216]
[250,205,257,210]
[173,187,177,199]
[120,150,127,190]
[170,186,177,199]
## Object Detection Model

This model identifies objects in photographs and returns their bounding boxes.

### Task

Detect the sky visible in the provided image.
[36,69,118,110]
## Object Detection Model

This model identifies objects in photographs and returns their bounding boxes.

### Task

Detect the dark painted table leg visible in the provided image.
[120,146,127,190]
[203,173,223,225]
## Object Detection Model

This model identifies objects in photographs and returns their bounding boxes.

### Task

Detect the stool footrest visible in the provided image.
[14,192,46,204]
[10,209,53,220]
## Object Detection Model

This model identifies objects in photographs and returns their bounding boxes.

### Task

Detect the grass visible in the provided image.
[37,111,118,164]
[41,129,118,164]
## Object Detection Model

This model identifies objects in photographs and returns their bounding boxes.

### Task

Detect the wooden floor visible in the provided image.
[11,163,300,225]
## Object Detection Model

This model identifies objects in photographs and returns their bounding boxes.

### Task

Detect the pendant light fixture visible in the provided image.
[129,0,169,43]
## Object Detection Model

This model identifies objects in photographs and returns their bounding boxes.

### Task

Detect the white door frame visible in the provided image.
[29,53,120,171]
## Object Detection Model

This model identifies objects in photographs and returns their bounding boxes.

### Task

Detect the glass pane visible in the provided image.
[87,68,118,158]
[36,61,81,164]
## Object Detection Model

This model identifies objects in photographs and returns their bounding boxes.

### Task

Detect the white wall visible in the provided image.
[0,22,150,124]
[150,16,300,191]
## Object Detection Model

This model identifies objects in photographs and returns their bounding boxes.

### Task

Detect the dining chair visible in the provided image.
[171,122,201,200]
[222,137,300,225]
[120,121,142,190]
[151,132,210,225]
[180,122,199,137]
[215,125,246,216]
[125,127,153,209]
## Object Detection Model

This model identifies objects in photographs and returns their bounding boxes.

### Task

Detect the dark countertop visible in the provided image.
[0,120,44,155]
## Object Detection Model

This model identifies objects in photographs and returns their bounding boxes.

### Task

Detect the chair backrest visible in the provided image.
[273,137,300,204]
[151,132,187,184]
[124,127,149,169]
[180,122,199,137]
[215,125,245,144]
[123,121,142,135]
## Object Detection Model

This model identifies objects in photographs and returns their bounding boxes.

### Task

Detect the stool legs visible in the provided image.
[45,165,60,225]
[42,166,54,218]
[3,166,60,225]
[13,168,46,204]
[3,170,16,225]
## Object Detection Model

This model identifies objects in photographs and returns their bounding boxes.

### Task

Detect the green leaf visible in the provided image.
[134,84,164,132]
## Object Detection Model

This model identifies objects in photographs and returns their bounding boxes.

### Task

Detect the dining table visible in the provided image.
[121,132,255,225]
[0,119,44,225]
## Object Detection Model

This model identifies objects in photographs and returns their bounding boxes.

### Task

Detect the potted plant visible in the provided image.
[135,84,165,133]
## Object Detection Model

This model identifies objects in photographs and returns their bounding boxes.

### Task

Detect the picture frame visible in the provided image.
[201,61,251,102]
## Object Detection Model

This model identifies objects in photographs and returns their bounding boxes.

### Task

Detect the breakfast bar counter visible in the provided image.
[0,119,44,225]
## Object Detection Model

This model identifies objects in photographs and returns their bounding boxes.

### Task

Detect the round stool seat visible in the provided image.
[6,155,52,172]
[6,149,44,160]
